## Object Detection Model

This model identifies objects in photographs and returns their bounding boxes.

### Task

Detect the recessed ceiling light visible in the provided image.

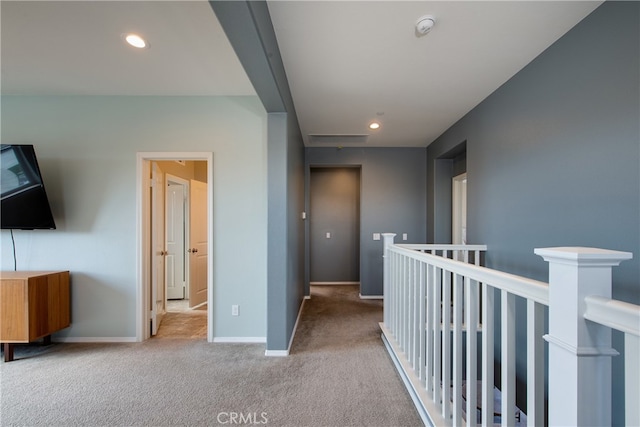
[369,122,381,130]
[123,33,148,49]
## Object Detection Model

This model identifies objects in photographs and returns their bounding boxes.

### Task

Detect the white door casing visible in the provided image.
[189,179,208,308]
[166,176,188,300]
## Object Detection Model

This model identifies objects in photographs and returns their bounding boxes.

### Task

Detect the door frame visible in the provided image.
[452,172,467,245]
[136,152,213,342]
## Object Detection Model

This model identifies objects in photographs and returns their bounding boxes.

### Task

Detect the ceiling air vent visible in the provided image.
[308,134,369,145]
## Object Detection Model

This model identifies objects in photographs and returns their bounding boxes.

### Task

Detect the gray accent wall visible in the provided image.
[306,148,427,297]
[427,2,639,421]
[212,1,305,352]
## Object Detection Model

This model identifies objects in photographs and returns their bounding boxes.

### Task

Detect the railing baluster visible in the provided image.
[388,252,394,332]
[432,266,442,401]
[419,261,426,387]
[411,260,422,375]
[482,283,494,427]
[407,258,413,365]
[425,264,434,392]
[441,269,450,418]
[466,278,478,427]
[626,333,640,427]
[398,257,407,352]
[394,252,399,339]
[453,273,464,427]
[527,300,545,427]
[501,290,516,427]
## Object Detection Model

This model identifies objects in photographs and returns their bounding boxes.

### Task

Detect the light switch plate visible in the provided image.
[403,233,408,241]
[373,233,381,241]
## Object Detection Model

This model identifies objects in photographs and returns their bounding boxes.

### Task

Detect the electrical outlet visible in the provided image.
[232,305,239,316]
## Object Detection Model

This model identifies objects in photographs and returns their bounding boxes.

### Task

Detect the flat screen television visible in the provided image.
[1,144,56,230]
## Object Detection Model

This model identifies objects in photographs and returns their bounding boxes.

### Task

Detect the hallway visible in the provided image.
[154,301,207,339]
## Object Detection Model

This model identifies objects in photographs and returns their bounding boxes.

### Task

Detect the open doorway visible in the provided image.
[136,152,213,342]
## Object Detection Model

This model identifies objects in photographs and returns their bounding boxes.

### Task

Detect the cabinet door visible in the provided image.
[0,280,29,341]
[28,276,50,340]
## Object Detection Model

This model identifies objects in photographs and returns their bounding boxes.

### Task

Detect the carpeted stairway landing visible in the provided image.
[0,285,421,426]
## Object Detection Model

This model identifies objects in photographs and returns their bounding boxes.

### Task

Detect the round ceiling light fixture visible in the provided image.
[369,122,381,130]
[416,15,436,36]
[123,33,149,49]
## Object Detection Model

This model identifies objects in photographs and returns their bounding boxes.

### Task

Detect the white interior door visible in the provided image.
[150,162,166,335]
[189,179,208,308]
[166,177,187,300]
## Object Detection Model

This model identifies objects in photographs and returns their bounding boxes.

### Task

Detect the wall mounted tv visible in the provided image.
[1,144,56,230]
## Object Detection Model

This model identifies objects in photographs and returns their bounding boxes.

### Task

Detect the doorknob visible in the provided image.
[159,250,168,256]
[188,248,198,253]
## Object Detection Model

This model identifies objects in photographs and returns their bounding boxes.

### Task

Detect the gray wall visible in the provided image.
[212,1,306,352]
[427,2,639,422]
[306,148,427,296]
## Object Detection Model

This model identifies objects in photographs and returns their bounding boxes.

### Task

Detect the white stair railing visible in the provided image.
[381,233,636,427]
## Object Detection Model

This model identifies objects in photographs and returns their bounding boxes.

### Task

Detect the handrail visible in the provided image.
[398,244,488,252]
[584,295,640,336]
[390,244,549,305]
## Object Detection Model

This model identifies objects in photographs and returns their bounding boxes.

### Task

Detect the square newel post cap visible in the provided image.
[534,247,632,267]
[381,233,396,242]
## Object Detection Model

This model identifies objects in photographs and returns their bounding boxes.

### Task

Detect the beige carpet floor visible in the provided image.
[0,285,422,427]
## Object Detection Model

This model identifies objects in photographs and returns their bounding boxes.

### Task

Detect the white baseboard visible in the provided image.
[264,349,289,357]
[264,296,307,357]
[212,337,266,343]
[55,337,138,343]
[310,281,360,286]
[360,294,383,300]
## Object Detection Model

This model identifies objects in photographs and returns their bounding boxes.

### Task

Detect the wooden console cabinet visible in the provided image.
[0,271,70,362]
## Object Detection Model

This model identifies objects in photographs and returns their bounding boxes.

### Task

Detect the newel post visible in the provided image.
[382,233,396,327]
[535,247,632,427]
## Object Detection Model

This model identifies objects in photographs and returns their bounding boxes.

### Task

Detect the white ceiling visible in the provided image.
[0,1,255,96]
[1,1,602,147]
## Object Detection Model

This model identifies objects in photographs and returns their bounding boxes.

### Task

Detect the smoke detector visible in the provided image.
[416,15,436,36]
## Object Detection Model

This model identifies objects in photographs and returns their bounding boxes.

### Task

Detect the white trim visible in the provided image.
[304,295,311,300]
[55,337,137,343]
[264,297,307,357]
[380,323,442,427]
[213,337,266,343]
[310,281,360,286]
[359,294,383,300]
[136,152,214,343]
[264,350,289,357]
